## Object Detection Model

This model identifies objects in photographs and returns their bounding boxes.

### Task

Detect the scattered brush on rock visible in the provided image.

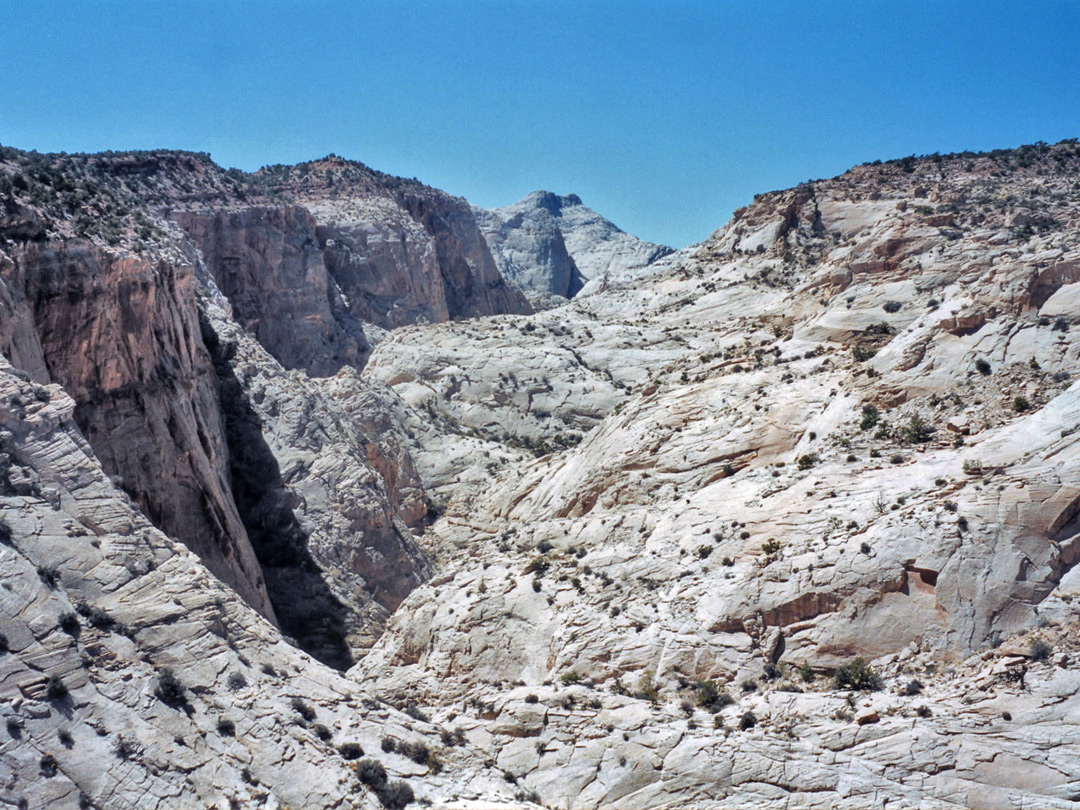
[1030,640,1053,661]
[155,669,186,707]
[291,696,317,722]
[46,675,68,701]
[401,701,430,722]
[216,718,236,737]
[339,742,365,760]
[74,601,116,631]
[901,679,923,696]
[694,680,733,713]
[834,657,882,691]
[58,611,81,637]
[37,565,61,589]
[900,414,935,444]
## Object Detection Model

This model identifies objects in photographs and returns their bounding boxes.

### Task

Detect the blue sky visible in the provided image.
[2,1,1078,247]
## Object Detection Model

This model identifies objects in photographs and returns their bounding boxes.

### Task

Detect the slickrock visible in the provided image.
[0,358,527,810]
[357,142,1080,808]
[5,140,1080,809]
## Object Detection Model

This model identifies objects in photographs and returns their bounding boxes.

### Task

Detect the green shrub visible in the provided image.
[797,453,819,470]
[1013,396,1031,413]
[561,672,581,685]
[900,414,934,443]
[834,657,882,691]
[58,612,80,636]
[739,711,756,730]
[860,404,879,430]
[37,566,61,589]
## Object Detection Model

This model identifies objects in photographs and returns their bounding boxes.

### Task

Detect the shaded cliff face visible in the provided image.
[0,235,274,618]
[171,206,371,375]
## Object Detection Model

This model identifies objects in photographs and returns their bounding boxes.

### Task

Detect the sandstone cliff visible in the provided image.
[475,191,673,298]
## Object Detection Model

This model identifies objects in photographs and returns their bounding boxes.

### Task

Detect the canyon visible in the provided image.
[1,140,1079,809]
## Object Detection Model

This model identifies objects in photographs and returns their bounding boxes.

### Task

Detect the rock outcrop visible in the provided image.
[356,140,1080,809]
[475,191,673,297]
[5,139,1080,810]
[0,358,527,810]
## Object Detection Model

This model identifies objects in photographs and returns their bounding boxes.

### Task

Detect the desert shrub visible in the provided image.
[799,662,815,683]
[155,669,185,707]
[398,740,430,765]
[0,516,11,545]
[6,717,22,738]
[311,723,332,741]
[380,737,397,753]
[40,753,58,777]
[882,300,902,313]
[402,702,429,722]
[740,679,758,693]
[354,758,387,790]
[561,672,581,685]
[113,734,136,759]
[74,601,115,631]
[58,729,74,747]
[1013,396,1031,413]
[377,780,414,809]
[834,657,882,691]
[46,675,68,701]
[739,711,757,730]
[216,719,235,737]
[902,679,923,696]
[524,694,539,704]
[291,697,316,721]
[339,742,365,760]
[226,671,247,691]
[852,345,877,362]
[58,612,80,636]
[694,679,730,711]
[797,453,819,470]
[860,404,880,430]
[900,414,934,443]
[761,538,782,558]
[916,705,932,718]
[974,358,992,375]
[1030,640,1053,661]
[37,565,61,588]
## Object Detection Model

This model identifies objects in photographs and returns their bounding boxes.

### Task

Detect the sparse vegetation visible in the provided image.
[1030,639,1053,661]
[155,669,186,707]
[834,657,882,691]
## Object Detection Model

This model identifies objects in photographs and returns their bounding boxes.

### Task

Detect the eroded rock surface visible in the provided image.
[475,191,673,297]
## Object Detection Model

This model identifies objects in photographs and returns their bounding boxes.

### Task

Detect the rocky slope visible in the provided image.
[3,139,1080,809]
[357,140,1080,808]
[475,191,673,298]
[0,146,531,668]
[0,358,530,810]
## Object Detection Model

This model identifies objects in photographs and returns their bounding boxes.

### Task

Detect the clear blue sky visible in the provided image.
[2,1,1078,247]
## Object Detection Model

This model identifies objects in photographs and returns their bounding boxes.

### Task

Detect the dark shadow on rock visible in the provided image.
[201,313,353,670]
